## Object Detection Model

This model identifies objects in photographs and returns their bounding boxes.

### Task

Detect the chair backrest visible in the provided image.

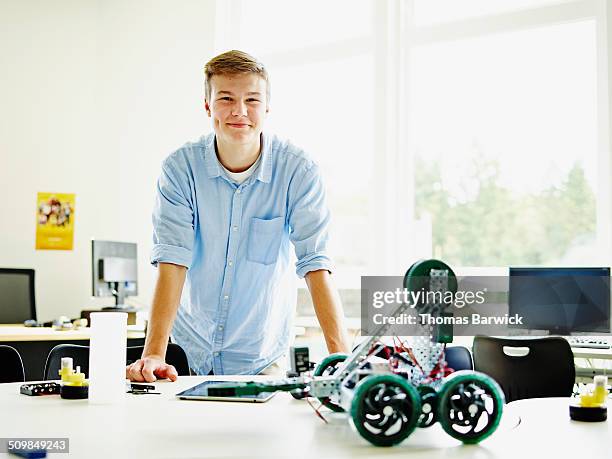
[44,343,190,380]
[0,345,25,383]
[44,344,90,380]
[445,345,473,371]
[473,336,575,403]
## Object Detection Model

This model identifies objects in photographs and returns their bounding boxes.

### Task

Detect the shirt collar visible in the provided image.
[204,134,221,178]
[254,133,272,184]
[204,133,272,183]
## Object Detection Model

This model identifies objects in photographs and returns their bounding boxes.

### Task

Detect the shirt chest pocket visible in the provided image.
[247,216,285,265]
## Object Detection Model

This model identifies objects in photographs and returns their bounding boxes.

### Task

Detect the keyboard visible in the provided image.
[567,336,612,349]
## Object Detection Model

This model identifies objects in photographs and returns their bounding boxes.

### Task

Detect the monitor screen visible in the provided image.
[509,267,611,334]
[91,240,138,305]
[0,269,36,323]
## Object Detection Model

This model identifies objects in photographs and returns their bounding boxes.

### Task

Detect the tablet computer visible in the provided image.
[176,380,276,403]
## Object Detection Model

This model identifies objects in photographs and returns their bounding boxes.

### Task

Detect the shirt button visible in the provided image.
[236,189,241,194]
[232,226,238,231]
[223,295,229,300]
[218,325,224,331]
[228,260,233,266]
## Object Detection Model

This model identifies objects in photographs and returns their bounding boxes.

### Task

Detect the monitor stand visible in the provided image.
[102,283,138,312]
[102,304,138,312]
[549,327,573,337]
[98,286,139,324]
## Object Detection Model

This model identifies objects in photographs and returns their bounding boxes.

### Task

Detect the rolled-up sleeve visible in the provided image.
[151,158,194,269]
[288,164,333,278]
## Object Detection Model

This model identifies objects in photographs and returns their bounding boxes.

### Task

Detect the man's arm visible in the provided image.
[126,262,187,382]
[305,269,351,354]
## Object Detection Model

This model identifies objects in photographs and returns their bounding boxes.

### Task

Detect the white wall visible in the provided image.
[100,0,216,310]
[0,0,216,321]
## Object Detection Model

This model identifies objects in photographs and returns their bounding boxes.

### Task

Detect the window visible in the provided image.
[411,19,599,266]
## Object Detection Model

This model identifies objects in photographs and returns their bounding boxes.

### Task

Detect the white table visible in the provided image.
[0,377,609,459]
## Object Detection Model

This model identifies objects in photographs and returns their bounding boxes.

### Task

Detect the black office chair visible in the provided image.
[44,343,190,380]
[0,345,26,383]
[473,336,575,403]
[444,345,473,371]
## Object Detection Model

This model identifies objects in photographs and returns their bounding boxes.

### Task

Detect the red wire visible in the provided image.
[306,397,328,424]
[425,343,452,382]
[397,336,425,375]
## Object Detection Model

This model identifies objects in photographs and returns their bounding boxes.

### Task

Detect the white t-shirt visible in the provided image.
[220,154,262,184]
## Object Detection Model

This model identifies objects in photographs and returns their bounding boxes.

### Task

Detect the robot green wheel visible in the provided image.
[417,385,438,428]
[313,353,348,412]
[437,371,504,444]
[350,374,421,447]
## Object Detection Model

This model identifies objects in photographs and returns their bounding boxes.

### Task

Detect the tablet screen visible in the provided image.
[176,380,275,402]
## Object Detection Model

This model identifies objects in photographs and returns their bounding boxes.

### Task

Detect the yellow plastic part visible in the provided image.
[579,376,608,407]
[59,367,73,382]
[59,366,88,387]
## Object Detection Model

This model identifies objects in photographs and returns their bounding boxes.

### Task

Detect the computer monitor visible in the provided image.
[0,268,36,323]
[91,240,138,310]
[509,267,611,335]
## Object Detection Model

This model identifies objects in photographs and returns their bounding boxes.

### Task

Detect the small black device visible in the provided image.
[20,382,61,396]
[289,346,310,376]
[128,383,160,395]
[287,347,316,399]
[130,383,155,391]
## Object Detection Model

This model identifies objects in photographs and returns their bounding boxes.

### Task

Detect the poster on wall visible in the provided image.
[35,192,76,250]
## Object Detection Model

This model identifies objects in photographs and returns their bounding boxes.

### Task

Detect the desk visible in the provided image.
[570,346,612,360]
[0,326,146,381]
[0,376,609,459]
[501,397,612,458]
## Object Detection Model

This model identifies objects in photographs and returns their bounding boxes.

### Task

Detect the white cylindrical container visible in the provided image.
[88,312,128,404]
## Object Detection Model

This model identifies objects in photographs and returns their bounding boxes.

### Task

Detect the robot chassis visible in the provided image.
[208,259,505,447]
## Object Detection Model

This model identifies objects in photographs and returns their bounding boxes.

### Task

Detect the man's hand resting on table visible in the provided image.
[126,356,178,382]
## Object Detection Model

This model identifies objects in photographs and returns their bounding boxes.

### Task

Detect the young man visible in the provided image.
[127,50,350,382]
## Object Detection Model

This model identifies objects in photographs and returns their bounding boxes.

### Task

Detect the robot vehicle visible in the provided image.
[208,259,505,447]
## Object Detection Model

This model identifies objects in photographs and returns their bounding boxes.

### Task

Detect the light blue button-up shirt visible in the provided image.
[151,133,332,375]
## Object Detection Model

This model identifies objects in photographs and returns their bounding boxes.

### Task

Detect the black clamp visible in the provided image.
[128,383,161,395]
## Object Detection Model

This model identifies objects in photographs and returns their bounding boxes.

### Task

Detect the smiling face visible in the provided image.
[205,73,269,149]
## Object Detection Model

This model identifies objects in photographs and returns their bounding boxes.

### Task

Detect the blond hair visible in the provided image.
[204,50,270,102]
